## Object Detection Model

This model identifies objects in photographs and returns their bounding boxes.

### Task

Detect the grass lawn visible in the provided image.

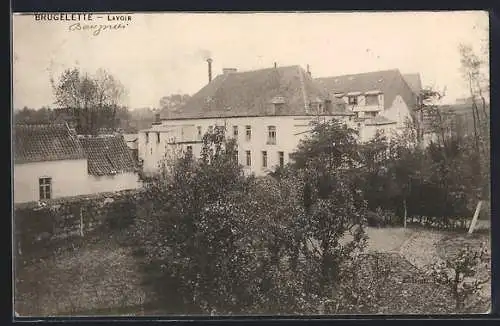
[14,226,491,316]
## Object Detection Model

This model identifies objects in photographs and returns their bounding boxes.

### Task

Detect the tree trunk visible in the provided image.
[468,74,481,149]
[403,198,407,228]
[320,239,331,294]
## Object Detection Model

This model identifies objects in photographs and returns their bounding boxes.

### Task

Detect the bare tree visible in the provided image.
[51,68,127,134]
[458,43,489,151]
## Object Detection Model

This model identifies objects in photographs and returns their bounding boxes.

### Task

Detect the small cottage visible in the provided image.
[13,123,141,204]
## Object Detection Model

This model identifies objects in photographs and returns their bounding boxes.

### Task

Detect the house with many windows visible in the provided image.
[138,63,354,176]
[315,69,422,141]
[13,123,140,204]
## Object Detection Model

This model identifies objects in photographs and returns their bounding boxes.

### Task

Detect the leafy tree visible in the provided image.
[289,119,367,296]
[159,94,191,118]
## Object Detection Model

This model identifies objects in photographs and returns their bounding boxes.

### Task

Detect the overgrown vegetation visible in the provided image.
[130,109,489,314]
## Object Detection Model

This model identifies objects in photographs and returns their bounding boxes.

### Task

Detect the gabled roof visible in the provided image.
[14,123,86,164]
[315,69,418,111]
[165,65,346,120]
[403,73,423,95]
[79,135,136,176]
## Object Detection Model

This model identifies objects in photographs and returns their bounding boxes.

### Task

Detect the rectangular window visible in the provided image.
[366,111,378,117]
[234,150,239,162]
[187,145,193,152]
[214,125,226,136]
[156,132,160,144]
[245,150,251,166]
[197,126,202,139]
[278,151,284,167]
[267,126,276,145]
[262,151,267,168]
[348,96,358,105]
[39,177,52,200]
[245,125,251,141]
[365,94,379,106]
[233,125,238,138]
[318,103,324,114]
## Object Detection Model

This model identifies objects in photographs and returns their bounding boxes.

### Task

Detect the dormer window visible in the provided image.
[271,96,285,114]
[365,94,379,106]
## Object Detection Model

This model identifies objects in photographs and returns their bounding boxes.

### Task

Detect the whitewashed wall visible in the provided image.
[381,95,413,128]
[14,159,89,203]
[139,115,354,176]
[14,159,141,204]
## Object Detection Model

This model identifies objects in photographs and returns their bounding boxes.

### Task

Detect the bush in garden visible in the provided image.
[132,120,371,314]
[427,243,490,312]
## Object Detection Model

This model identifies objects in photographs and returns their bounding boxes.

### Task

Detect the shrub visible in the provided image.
[427,243,490,312]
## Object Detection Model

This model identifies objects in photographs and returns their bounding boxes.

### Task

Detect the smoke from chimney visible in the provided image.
[207,58,213,83]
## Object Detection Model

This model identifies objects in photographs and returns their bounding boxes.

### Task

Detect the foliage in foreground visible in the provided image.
[132,123,368,314]
[131,117,489,314]
[427,243,490,312]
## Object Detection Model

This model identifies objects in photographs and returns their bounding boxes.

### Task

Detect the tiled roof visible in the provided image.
[164,65,347,120]
[315,69,418,111]
[79,135,136,176]
[14,123,86,164]
[403,73,423,95]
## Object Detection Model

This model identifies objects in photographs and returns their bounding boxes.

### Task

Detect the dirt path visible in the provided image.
[398,229,445,268]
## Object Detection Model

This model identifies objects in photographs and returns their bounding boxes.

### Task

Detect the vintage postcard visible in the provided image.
[12,11,491,317]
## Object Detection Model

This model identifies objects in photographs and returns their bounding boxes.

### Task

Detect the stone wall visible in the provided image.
[14,189,143,256]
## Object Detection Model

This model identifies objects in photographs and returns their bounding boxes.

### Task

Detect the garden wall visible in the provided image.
[14,189,143,257]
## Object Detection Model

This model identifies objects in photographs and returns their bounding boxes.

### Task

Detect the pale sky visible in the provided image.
[12,11,489,109]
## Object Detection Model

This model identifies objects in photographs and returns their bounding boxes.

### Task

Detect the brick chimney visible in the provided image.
[152,112,161,125]
[307,64,311,77]
[207,58,213,83]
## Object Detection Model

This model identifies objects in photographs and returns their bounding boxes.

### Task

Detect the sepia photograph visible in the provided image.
[12,11,491,316]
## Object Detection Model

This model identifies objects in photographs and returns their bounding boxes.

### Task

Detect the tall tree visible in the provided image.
[51,68,127,134]
[159,94,191,117]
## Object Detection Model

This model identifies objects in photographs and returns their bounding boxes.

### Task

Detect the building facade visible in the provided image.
[316,69,422,138]
[13,123,140,204]
[139,65,423,177]
[139,64,354,176]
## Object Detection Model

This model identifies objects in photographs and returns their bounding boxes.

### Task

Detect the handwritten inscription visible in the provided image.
[69,22,129,36]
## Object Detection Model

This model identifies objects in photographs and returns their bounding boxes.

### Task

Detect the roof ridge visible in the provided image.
[215,64,301,77]
[315,68,401,80]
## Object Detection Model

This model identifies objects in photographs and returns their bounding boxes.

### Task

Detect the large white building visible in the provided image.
[139,63,422,176]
